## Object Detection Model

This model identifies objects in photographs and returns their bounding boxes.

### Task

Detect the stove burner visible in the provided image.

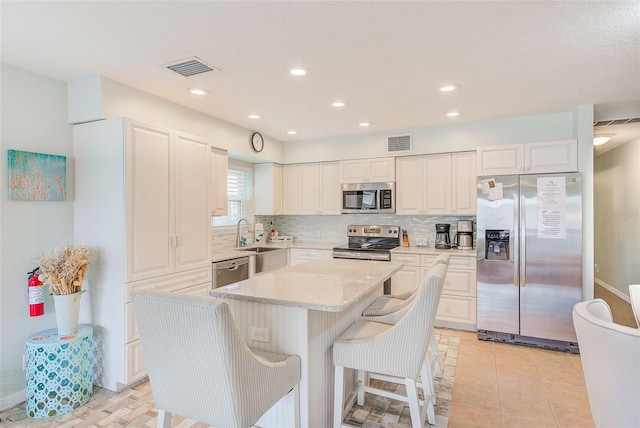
[332,225,401,261]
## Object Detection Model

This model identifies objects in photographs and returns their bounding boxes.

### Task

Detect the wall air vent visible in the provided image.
[162,56,219,77]
[386,134,412,153]
[594,117,640,127]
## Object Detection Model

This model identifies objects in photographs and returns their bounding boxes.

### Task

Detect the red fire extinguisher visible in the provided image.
[28,268,44,317]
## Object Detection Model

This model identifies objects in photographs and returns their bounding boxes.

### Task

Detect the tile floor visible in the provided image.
[0,326,595,427]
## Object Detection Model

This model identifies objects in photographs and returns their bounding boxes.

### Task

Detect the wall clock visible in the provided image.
[251,132,264,152]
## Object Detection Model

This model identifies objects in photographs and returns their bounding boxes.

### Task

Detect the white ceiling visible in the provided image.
[2,1,639,149]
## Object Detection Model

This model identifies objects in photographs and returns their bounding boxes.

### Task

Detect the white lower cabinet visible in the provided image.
[289,248,331,266]
[392,252,477,331]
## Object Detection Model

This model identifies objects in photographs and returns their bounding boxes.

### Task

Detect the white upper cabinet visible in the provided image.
[339,157,395,183]
[210,147,228,216]
[524,139,578,174]
[451,152,477,215]
[253,163,283,215]
[283,164,300,214]
[477,140,577,176]
[286,162,341,215]
[396,152,475,215]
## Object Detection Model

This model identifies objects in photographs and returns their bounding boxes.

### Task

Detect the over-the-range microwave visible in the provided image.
[341,182,395,214]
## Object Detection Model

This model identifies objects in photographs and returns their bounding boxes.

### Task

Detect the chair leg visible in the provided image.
[420,357,436,406]
[357,370,368,406]
[292,383,300,428]
[156,409,172,428]
[334,365,345,428]
[430,331,442,379]
[405,378,425,428]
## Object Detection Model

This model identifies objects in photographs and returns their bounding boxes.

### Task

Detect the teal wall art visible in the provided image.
[8,149,67,201]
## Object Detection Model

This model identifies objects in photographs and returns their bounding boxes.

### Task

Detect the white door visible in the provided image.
[283,164,300,214]
[525,140,578,173]
[210,147,228,216]
[174,132,211,273]
[395,156,423,214]
[367,157,396,182]
[299,163,321,214]
[423,154,452,215]
[452,152,477,215]
[125,121,174,282]
[320,162,341,214]
[476,144,524,176]
[339,159,367,183]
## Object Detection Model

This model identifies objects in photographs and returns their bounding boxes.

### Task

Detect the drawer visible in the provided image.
[291,248,325,259]
[126,280,211,342]
[126,267,212,302]
[436,295,477,324]
[391,253,421,266]
[421,255,437,267]
[449,256,476,270]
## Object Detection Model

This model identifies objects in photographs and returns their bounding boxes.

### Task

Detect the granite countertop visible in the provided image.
[212,241,342,263]
[391,246,477,257]
[209,258,402,312]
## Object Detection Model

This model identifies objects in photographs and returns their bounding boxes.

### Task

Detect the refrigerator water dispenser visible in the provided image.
[485,229,510,261]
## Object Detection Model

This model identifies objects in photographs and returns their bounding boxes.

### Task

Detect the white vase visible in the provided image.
[52,290,85,335]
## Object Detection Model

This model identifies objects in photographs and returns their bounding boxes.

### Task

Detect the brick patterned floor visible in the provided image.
[0,328,458,427]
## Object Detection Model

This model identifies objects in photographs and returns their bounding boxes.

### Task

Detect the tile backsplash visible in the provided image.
[213,214,476,251]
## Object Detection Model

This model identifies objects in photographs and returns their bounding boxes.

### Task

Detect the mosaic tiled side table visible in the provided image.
[25,325,93,418]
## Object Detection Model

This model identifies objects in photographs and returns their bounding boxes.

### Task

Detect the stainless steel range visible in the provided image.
[332,225,401,262]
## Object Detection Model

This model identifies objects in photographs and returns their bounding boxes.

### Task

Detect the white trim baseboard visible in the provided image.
[595,277,631,303]
[0,388,25,412]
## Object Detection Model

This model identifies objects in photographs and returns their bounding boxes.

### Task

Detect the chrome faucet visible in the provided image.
[236,218,253,247]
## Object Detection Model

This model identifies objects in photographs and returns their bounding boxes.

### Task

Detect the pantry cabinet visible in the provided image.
[254,163,283,215]
[74,118,212,391]
[210,147,228,216]
[285,162,341,215]
[477,139,577,176]
[339,157,395,183]
[396,152,476,215]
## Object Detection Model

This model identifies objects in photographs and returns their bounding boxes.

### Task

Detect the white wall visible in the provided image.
[283,111,575,163]
[68,76,285,164]
[594,137,640,297]
[0,63,74,409]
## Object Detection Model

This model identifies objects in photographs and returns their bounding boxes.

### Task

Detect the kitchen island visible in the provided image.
[210,258,403,428]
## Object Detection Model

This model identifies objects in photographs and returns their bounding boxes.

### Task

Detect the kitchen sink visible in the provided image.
[238,246,288,273]
[238,246,280,253]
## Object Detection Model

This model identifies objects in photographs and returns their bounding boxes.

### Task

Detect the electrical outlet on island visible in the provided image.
[314,229,321,239]
[251,327,271,343]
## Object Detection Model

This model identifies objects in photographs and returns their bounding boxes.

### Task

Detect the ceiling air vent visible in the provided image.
[386,134,412,153]
[162,56,219,77]
[594,117,640,127]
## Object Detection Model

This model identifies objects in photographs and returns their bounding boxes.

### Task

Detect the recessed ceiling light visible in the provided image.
[332,101,346,108]
[188,87,209,96]
[446,111,460,117]
[593,133,614,146]
[440,83,460,92]
[248,114,261,119]
[287,130,298,135]
[359,122,372,127]
[289,67,310,77]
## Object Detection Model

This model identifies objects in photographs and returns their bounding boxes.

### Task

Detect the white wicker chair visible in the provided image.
[132,290,301,428]
[629,284,640,328]
[362,253,450,385]
[333,263,447,428]
[573,298,640,428]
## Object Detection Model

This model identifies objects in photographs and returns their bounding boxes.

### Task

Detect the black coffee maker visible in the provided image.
[435,223,451,249]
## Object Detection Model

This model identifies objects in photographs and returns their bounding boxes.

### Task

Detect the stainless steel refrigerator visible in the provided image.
[476,173,582,351]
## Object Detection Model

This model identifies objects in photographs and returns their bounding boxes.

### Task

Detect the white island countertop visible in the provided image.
[210,258,402,312]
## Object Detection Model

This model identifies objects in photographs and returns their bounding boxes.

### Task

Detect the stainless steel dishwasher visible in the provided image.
[212,257,249,289]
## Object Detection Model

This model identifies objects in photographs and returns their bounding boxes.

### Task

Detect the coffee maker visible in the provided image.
[435,223,451,249]
[454,220,474,250]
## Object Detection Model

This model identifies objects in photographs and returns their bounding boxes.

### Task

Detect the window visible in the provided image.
[213,160,253,228]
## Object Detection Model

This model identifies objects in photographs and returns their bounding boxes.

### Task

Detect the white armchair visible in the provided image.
[572,298,640,428]
[333,263,447,428]
[629,284,640,327]
[132,290,301,428]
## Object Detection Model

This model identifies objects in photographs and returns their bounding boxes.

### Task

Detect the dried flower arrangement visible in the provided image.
[36,243,94,295]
